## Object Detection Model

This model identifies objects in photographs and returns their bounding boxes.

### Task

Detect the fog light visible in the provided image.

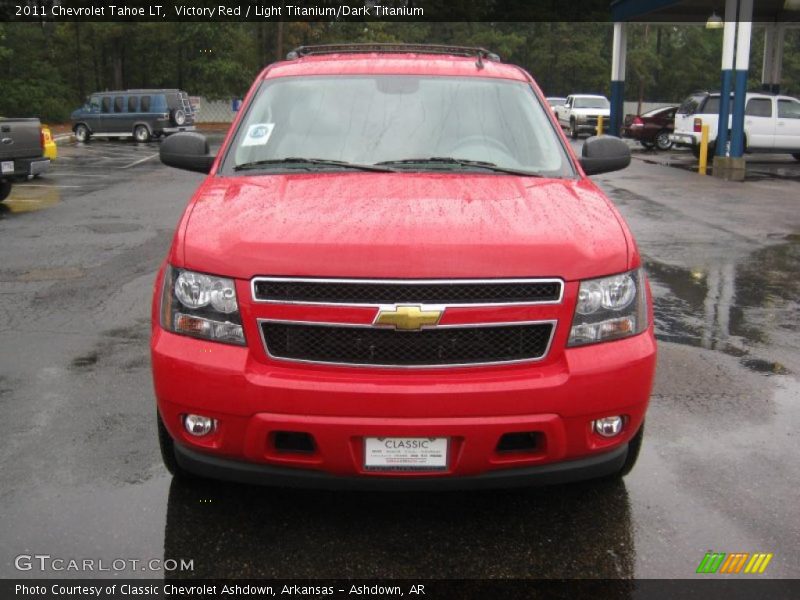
[594,416,624,438]
[184,414,216,437]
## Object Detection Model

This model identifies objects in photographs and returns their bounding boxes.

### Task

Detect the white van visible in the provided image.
[671,91,800,161]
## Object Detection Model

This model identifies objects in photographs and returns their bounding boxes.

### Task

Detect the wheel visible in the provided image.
[654,129,673,151]
[74,124,90,143]
[157,411,193,479]
[570,119,579,139]
[618,422,645,477]
[0,179,11,202]
[171,109,186,126]
[134,125,151,143]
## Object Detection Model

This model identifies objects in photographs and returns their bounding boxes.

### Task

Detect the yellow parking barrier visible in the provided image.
[596,115,604,136]
[698,124,709,175]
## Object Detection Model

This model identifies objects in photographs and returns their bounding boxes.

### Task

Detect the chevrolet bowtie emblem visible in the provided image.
[374,305,443,331]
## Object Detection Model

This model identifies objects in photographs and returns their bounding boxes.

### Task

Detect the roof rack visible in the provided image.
[286,44,501,65]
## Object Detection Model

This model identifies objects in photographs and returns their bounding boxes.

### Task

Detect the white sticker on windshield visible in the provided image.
[242,123,275,147]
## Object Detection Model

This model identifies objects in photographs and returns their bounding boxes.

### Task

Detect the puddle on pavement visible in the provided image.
[639,154,800,182]
[162,477,634,578]
[645,236,799,374]
[0,183,61,217]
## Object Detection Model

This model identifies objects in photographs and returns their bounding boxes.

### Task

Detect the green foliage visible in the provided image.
[1,21,798,123]
[0,23,72,122]
[519,23,612,96]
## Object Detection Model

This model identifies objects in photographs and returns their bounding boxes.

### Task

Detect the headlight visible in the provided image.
[576,114,587,123]
[568,269,648,346]
[161,266,245,345]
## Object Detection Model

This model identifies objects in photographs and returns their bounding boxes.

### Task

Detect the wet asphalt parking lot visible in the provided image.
[0,133,798,580]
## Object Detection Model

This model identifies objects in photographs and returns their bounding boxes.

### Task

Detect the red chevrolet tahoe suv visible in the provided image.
[152,44,656,489]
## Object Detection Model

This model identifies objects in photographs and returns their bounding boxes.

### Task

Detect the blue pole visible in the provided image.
[730,0,752,160]
[716,0,737,158]
[610,80,624,137]
[610,22,626,138]
[716,70,733,157]
[729,69,748,158]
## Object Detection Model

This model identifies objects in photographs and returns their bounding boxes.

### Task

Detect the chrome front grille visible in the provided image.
[252,277,562,367]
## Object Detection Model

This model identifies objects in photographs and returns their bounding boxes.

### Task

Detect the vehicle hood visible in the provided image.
[572,108,611,117]
[180,173,630,281]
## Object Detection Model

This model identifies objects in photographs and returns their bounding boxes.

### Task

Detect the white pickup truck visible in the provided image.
[555,95,611,139]
[671,91,800,161]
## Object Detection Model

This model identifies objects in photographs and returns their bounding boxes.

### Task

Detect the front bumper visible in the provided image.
[574,121,602,134]
[153,321,656,486]
[175,441,629,490]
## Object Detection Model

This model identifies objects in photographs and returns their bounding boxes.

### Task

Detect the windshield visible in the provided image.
[222,75,572,177]
[573,97,609,109]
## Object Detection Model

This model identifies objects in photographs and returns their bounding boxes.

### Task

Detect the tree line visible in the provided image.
[1,21,798,122]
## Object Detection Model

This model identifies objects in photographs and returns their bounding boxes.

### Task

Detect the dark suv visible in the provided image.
[71,89,196,143]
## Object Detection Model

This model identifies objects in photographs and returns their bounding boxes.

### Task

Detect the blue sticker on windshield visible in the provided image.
[242,123,275,147]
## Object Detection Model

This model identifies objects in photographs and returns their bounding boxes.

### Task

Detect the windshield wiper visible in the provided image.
[234,157,397,173]
[375,157,544,177]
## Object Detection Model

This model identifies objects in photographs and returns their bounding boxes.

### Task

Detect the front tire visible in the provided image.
[570,119,579,139]
[74,124,90,143]
[654,129,673,151]
[0,179,11,202]
[158,412,193,479]
[618,422,644,477]
[134,125,151,143]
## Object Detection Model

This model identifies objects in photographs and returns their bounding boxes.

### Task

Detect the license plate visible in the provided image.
[1,161,13,174]
[364,437,448,471]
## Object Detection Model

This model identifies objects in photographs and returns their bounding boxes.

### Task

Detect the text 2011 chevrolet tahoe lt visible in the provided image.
[152,44,656,489]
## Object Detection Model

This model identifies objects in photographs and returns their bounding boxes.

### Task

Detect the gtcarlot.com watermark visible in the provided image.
[14,554,194,573]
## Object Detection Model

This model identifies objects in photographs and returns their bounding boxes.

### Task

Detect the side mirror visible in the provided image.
[160,132,215,174]
[579,135,631,175]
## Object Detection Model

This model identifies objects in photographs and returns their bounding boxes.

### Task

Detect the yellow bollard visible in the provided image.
[698,124,709,175]
[596,115,604,136]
